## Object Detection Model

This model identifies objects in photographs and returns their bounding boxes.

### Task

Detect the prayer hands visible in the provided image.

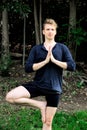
[45,46,56,64]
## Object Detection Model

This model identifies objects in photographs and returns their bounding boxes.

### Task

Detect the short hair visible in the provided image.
[43,18,58,29]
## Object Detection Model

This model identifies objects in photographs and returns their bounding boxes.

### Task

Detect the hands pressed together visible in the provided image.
[45,46,56,64]
[45,46,67,70]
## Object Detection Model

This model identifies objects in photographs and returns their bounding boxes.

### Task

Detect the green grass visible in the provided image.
[53,111,87,130]
[0,103,87,130]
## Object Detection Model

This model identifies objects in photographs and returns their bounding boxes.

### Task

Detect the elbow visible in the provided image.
[67,62,76,71]
[70,66,76,71]
[25,64,34,73]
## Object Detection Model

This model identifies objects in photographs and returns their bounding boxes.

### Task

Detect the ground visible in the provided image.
[0,61,87,112]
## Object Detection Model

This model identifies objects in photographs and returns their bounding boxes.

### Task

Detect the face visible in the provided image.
[43,24,57,40]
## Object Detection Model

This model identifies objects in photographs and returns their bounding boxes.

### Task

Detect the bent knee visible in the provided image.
[5,92,15,103]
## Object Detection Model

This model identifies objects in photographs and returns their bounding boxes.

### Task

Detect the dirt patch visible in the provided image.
[0,62,87,112]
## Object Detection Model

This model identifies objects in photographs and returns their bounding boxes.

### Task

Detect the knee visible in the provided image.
[5,92,14,103]
[45,118,52,126]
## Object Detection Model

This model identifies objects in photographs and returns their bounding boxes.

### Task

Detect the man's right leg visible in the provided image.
[6,86,46,122]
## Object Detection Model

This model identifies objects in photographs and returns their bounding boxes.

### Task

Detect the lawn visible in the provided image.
[0,102,87,130]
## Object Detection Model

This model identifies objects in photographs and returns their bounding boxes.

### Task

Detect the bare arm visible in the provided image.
[51,52,67,69]
[32,48,51,71]
[32,60,47,71]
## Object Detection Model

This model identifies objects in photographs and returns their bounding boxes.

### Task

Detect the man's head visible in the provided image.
[43,18,58,40]
[43,18,58,30]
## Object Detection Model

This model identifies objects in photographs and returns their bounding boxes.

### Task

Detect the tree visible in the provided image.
[0,7,10,76]
[34,0,40,44]
[68,0,76,58]
[34,0,43,44]
[39,0,43,43]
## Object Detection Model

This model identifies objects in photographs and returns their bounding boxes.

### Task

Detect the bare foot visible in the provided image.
[40,102,47,123]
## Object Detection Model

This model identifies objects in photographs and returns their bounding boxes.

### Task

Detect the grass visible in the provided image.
[0,102,87,130]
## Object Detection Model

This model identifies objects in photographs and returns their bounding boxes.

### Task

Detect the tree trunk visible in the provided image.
[1,8,10,76]
[22,14,26,67]
[39,0,43,43]
[68,0,76,59]
[34,0,40,44]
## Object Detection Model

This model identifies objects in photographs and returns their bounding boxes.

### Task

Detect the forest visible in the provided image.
[0,0,87,130]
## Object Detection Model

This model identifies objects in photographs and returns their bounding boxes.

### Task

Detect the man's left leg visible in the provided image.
[42,93,60,130]
[42,106,57,130]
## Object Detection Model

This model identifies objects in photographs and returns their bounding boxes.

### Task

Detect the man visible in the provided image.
[6,18,76,130]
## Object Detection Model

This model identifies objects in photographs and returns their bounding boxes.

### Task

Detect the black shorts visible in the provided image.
[22,82,60,107]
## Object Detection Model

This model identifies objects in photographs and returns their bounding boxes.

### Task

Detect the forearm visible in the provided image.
[53,59,67,69]
[32,60,47,71]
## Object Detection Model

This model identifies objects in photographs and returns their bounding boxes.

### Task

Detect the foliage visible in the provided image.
[70,19,87,60]
[8,1,31,17]
[0,104,87,130]
[0,55,12,76]
[70,27,87,46]
[58,23,68,43]
[0,79,18,93]
[0,0,31,17]
[58,20,87,45]
[76,80,85,88]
